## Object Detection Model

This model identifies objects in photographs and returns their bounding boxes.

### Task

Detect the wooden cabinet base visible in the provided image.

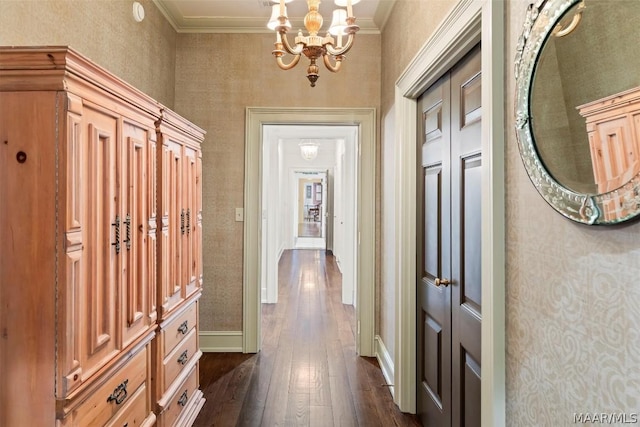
[156,364,205,427]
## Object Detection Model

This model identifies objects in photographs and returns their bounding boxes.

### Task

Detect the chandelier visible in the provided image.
[267,0,360,87]
[299,141,319,161]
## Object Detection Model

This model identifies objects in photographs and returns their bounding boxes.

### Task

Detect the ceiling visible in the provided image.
[152,0,396,34]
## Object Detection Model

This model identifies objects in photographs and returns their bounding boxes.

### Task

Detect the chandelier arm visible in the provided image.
[322,54,344,73]
[325,33,355,57]
[276,53,302,70]
[280,31,304,55]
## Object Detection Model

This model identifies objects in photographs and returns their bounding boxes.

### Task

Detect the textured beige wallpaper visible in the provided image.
[380,0,455,113]
[0,0,176,107]
[173,33,381,331]
[506,1,640,424]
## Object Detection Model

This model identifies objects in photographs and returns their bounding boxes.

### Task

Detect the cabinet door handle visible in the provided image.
[177,349,188,365]
[112,215,121,254]
[177,320,188,335]
[123,213,131,250]
[107,379,128,405]
[180,209,185,235]
[178,390,188,407]
[186,208,191,236]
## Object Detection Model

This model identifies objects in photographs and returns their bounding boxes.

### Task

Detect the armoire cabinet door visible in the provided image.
[183,145,199,300]
[121,118,156,348]
[159,139,186,317]
[79,104,121,382]
[195,153,203,289]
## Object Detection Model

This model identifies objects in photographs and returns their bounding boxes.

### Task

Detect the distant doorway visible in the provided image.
[294,171,327,250]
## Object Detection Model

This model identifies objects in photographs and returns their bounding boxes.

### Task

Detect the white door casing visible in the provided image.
[393,0,505,425]
[244,107,376,357]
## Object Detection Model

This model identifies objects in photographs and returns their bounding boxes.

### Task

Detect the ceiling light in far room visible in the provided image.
[299,140,319,161]
[267,0,361,87]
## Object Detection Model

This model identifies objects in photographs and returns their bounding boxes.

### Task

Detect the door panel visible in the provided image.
[184,146,198,300]
[417,75,451,427]
[451,45,482,427]
[417,43,481,427]
[81,107,119,381]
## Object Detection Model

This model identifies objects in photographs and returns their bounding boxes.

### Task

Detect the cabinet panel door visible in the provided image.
[183,146,198,299]
[80,105,120,381]
[148,136,158,325]
[58,99,84,397]
[121,120,154,348]
[196,153,203,290]
[159,139,185,317]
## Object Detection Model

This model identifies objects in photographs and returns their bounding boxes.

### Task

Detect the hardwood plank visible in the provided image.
[193,250,421,427]
[310,405,335,427]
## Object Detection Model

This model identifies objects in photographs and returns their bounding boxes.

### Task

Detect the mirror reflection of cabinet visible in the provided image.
[578,86,640,194]
[515,0,640,224]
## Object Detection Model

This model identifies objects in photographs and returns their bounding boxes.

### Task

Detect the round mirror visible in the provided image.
[515,0,640,224]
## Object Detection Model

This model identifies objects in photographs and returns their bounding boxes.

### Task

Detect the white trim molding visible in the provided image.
[199,331,244,353]
[244,107,377,357]
[375,335,395,399]
[393,0,505,426]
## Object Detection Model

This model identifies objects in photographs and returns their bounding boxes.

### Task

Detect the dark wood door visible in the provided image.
[417,44,481,427]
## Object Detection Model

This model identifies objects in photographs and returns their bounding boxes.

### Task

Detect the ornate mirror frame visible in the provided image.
[514,0,640,225]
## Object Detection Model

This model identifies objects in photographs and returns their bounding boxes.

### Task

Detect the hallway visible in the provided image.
[193,250,420,426]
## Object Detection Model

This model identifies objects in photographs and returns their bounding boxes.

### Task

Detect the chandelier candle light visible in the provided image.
[268,0,360,87]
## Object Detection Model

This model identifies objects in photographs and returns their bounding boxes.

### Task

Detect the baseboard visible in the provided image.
[199,331,243,352]
[375,334,395,398]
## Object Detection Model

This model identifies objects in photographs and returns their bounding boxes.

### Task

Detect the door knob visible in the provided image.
[434,277,451,287]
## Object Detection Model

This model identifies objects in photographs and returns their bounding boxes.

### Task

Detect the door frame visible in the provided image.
[244,107,376,356]
[393,0,505,425]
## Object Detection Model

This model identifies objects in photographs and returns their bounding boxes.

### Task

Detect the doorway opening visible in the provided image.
[244,107,376,357]
[260,125,358,308]
[294,171,327,250]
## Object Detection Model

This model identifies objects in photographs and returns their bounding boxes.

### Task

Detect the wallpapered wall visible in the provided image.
[505,1,640,424]
[0,0,176,107]
[172,33,382,331]
[379,0,640,423]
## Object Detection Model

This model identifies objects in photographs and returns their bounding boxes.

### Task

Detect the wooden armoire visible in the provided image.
[0,46,205,426]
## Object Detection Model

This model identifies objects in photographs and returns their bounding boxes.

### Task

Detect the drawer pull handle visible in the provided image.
[177,320,188,335]
[178,390,188,407]
[177,350,189,365]
[107,379,128,405]
[180,209,185,235]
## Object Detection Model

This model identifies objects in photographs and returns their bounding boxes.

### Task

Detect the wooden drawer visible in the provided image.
[158,364,199,427]
[163,327,198,394]
[60,346,149,426]
[105,383,155,427]
[162,301,197,357]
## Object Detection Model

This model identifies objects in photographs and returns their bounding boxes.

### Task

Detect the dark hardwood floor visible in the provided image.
[193,250,421,427]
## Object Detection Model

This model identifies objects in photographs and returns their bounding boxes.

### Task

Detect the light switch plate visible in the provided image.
[235,208,244,222]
